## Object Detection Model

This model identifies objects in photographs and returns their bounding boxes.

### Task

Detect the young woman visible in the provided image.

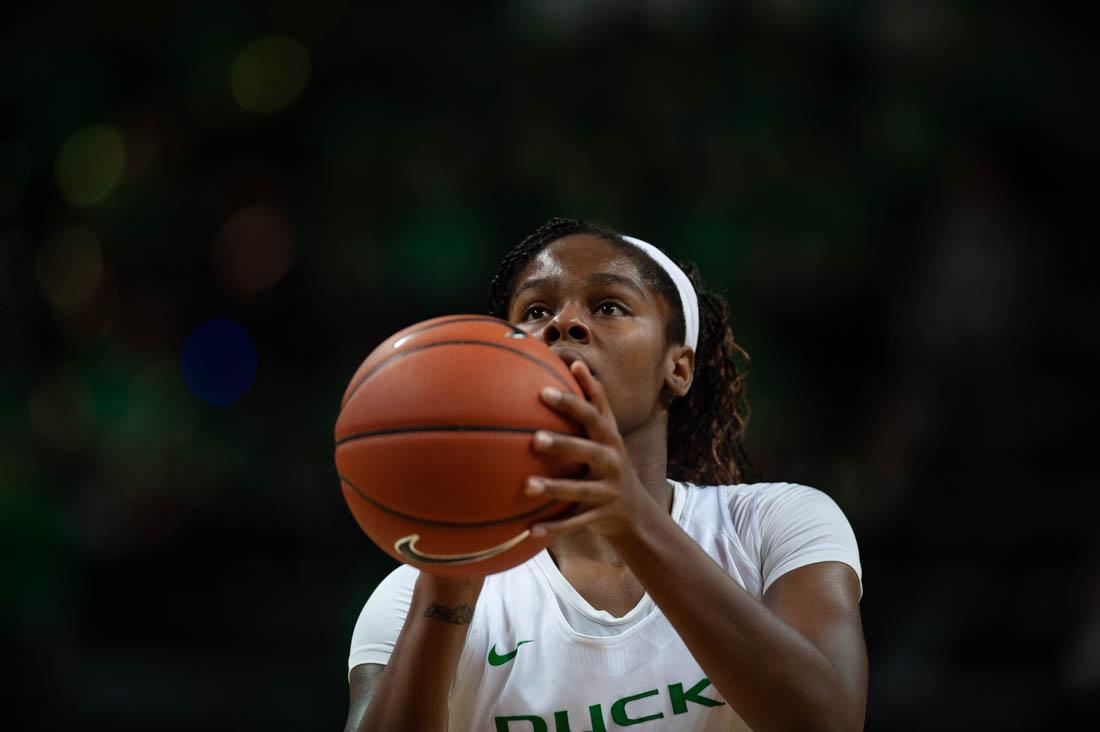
[344,218,867,731]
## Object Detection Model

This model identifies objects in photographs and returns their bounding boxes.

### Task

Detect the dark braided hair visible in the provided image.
[487,217,755,486]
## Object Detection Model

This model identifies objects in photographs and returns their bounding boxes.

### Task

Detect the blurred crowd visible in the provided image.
[1,2,1094,729]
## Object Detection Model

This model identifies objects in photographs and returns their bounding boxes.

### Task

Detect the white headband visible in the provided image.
[621,235,699,352]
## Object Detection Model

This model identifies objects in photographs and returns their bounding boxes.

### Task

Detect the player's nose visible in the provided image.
[542,303,591,345]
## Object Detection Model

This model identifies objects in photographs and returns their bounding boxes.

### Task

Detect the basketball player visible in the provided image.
[344,218,867,731]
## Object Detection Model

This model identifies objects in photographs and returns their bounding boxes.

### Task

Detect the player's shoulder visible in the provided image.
[681,480,833,535]
[359,563,419,615]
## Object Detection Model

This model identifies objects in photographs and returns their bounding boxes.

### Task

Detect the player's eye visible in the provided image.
[521,305,549,321]
[597,301,627,316]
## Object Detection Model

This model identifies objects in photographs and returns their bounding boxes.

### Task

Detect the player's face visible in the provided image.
[506,234,675,436]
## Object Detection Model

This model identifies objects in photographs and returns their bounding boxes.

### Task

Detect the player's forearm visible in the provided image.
[609,503,860,732]
[358,574,482,732]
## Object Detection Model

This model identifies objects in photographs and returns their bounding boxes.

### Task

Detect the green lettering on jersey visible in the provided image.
[610,688,663,726]
[497,675,722,730]
[495,714,548,732]
[552,704,606,732]
[669,677,725,714]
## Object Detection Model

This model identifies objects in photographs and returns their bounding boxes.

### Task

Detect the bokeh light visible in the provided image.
[28,366,96,451]
[211,204,296,297]
[389,208,490,300]
[180,318,257,406]
[0,138,30,216]
[34,226,103,312]
[54,124,126,207]
[231,36,311,115]
[95,362,200,482]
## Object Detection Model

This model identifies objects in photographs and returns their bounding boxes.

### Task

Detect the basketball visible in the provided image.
[334,315,585,577]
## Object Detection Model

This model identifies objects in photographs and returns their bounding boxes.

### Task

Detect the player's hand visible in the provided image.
[525,360,659,541]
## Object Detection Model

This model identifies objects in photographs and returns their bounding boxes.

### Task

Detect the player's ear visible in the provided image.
[664,344,694,399]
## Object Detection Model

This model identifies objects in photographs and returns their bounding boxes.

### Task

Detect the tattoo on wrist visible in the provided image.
[424,602,474,625]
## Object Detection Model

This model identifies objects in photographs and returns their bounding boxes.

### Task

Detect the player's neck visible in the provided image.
[621,411,671,509]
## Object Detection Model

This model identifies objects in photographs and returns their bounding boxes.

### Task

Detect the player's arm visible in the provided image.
[345,573,483,732]
[612,511,866,732]
[344,663,384,732]
[763,563,867,727]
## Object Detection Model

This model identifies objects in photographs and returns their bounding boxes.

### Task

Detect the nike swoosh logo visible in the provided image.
[394,530,530,565]
[487,640,533,666]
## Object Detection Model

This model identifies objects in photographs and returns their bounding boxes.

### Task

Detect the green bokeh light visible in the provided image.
[387,206,492,303]
[54,124,125,207]
[231,35,311,115]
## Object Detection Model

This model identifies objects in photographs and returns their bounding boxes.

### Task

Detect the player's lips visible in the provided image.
[552,348,597,377]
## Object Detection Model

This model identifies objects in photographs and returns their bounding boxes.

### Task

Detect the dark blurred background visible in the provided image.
[2,2,1095,730]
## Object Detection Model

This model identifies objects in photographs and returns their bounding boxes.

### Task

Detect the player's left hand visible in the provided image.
[525,360,660,541]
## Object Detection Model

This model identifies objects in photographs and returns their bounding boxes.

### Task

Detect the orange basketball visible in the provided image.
[334,315,585,577]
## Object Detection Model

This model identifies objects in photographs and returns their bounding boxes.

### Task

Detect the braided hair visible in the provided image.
[487,217,755,486]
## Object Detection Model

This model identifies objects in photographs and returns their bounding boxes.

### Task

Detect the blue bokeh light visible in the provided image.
[180,318,257,406]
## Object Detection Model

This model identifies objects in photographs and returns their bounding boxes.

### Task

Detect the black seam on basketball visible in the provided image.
[336,424,543,446]
[340,339,569,408]
[339,474,564,527]
[338,315,520,409]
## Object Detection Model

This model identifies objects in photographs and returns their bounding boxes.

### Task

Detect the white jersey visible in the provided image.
[349,481,862,731]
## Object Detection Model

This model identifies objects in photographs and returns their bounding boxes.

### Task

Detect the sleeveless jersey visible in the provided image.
[349,481,863,731]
